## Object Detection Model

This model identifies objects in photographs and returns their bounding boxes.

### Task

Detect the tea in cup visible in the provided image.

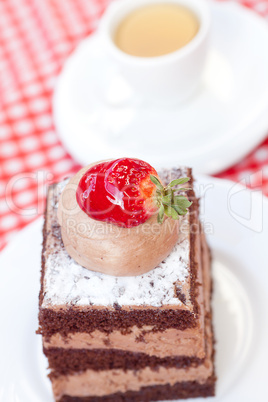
[100,0,210,103]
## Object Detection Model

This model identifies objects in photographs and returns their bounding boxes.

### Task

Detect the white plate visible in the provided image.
[53,1,268,175]
[0,176,267,402]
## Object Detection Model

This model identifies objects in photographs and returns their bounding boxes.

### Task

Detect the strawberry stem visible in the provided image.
[150,175,192,224]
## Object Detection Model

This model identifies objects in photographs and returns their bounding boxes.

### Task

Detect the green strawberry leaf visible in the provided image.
[154,176,192,224]
[174,196,192,209]
[170,207,180,220]
[168,177,190,188]
[157,204,165,224]
[164,205,172,217]
[175,187,191,192]
[172,204,185,215]
[161,194,172,205]
[150,175,164,190]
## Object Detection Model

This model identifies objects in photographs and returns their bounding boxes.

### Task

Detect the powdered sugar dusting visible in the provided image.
[42,168,191,308]
[43,235,189,307]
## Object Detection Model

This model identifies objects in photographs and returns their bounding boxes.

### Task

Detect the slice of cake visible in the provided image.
[38,160,216,401]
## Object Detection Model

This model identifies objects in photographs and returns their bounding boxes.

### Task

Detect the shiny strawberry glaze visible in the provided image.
[76,158,158,227]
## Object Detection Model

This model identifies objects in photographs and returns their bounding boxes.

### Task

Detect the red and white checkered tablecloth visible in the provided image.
[0,0,268,251]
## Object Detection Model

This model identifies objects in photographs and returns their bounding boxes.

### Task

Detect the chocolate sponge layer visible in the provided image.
[38,306,197,338]
[45,347,204,375]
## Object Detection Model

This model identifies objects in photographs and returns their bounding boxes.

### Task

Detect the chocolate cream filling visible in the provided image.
[53,366,212,400]
[43,325,205,359]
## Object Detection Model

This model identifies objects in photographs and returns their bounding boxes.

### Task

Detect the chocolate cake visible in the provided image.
[38,167,216,401]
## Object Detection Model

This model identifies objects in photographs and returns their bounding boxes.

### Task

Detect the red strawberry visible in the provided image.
[76,158,191,228]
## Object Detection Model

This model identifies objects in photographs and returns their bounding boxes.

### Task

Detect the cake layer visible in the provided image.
[51,355,214,401]
[57,378,216,402]
[49,287,214,400]
[49,310,215,402]
[39,305,197,337]
[43,325,205,358]
[44,347,204,373]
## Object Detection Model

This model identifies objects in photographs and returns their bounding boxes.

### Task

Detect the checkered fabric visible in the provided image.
[0,0,268,251]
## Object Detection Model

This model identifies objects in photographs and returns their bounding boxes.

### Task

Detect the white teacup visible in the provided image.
[100,0,210,104]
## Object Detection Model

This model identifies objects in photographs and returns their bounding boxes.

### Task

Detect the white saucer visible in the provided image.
[0,176,267,401]
[53,1,268,174]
